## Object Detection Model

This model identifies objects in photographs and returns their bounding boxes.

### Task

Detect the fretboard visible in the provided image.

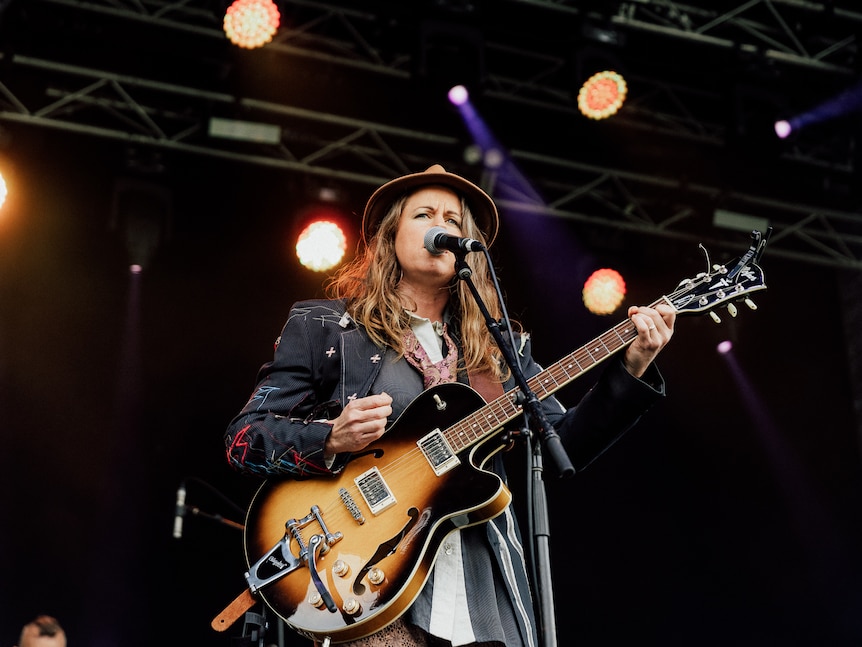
[442,306,659,454]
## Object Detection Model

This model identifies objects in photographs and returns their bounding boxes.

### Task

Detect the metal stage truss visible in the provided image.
[0,0,861,268]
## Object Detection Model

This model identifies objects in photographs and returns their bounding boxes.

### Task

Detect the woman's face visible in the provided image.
[394,185,464,290]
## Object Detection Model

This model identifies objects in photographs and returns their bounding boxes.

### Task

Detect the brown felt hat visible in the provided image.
[362,164,499,247]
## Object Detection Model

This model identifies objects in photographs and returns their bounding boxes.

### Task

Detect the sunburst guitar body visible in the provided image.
[244,382,511,643]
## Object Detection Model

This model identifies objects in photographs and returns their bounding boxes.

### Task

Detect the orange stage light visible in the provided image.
[582,268,626,315]
[296,220,348,272]
[223,0,280,50]
[578,70,627,120]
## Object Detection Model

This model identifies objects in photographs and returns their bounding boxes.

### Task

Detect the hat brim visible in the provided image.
[362,165,499,247]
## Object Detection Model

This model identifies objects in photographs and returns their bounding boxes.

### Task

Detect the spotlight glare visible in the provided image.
[717,340,733,354]
[448,85,469,106]
[484,148,504,169]
[583,268,626,315]
[224,0,280,49]
[578,70,627,120]
[296,220,347,272]
[774,120,792,139]
[463,144,483,164]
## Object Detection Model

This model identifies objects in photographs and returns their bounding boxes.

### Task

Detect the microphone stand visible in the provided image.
[174,479,286,646]
[453,253,574,647]
[183,504,245,532]
[174,476,247,535]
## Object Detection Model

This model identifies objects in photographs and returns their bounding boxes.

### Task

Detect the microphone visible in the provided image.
[173,483,187,539]
[423,227,485,255]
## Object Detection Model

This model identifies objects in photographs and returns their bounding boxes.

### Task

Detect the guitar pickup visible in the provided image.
[418,429,460,476]
[355,466,397,515]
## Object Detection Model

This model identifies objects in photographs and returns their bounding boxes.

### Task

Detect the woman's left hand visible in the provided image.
[623,303,676,378]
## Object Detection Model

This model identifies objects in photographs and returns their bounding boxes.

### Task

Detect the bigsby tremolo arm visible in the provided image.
[244,505,342,613]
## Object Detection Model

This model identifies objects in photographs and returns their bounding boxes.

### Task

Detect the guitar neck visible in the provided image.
[444,297,670,454]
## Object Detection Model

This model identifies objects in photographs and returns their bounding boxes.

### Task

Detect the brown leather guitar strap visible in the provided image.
[211,589,256,632]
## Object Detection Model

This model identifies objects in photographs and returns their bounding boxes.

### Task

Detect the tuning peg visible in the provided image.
[744,298,757,310]
[727,303,738,317]
[709,311,721,323]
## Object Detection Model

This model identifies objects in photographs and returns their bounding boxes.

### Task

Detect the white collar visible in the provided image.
[406,311,445,362]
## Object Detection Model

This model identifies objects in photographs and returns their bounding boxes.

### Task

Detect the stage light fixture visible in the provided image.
[0,170,7,210]
[224,0,280,50]
[296,220,348,272]
[582,268,626,315]
[448,84,469,106]
[774,120,792,139]
[713,209,769,234]
[208,117,281,144]
[578,70,627,120]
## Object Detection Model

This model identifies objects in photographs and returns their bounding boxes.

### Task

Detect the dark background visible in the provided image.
[1,2,862,646]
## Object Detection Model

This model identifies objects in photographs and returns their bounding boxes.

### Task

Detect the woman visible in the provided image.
[225,164,675,647]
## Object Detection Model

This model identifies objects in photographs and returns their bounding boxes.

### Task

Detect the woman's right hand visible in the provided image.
[324,392,393,455]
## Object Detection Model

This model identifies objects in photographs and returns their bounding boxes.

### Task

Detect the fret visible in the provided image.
[587,341,610,362]
[596,334,613,355]
[454,425,470,448]
[537,371,560,395]
[558,353,582,379]
[612,322,634,345]
[573,348,594,367]
[545,366,565,386]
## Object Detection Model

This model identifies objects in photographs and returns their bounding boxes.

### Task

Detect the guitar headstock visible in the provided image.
[667,229,770,322]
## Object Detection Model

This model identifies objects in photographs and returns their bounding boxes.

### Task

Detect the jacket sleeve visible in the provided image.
[512,334,666,472]
[224,301,347,478]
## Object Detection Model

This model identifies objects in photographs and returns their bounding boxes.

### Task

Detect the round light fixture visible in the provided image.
[578,70,628,120]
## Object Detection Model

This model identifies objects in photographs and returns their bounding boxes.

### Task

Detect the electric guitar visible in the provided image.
[218,230,770,644]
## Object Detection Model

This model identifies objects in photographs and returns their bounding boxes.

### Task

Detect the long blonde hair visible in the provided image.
[326,193,508,381]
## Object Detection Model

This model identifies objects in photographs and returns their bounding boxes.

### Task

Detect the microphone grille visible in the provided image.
[423,227,447,254]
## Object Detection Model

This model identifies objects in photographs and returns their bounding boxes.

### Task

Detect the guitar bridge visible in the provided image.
[418,429,460,476]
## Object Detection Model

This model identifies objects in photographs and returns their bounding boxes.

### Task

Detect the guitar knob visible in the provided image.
[709,311,721,324]
[332,559,350,577]
[727,303,738,317]
[744,298,758,310]
[342,598,362,615]
[308,592,326,608]
[368,567,385,585]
